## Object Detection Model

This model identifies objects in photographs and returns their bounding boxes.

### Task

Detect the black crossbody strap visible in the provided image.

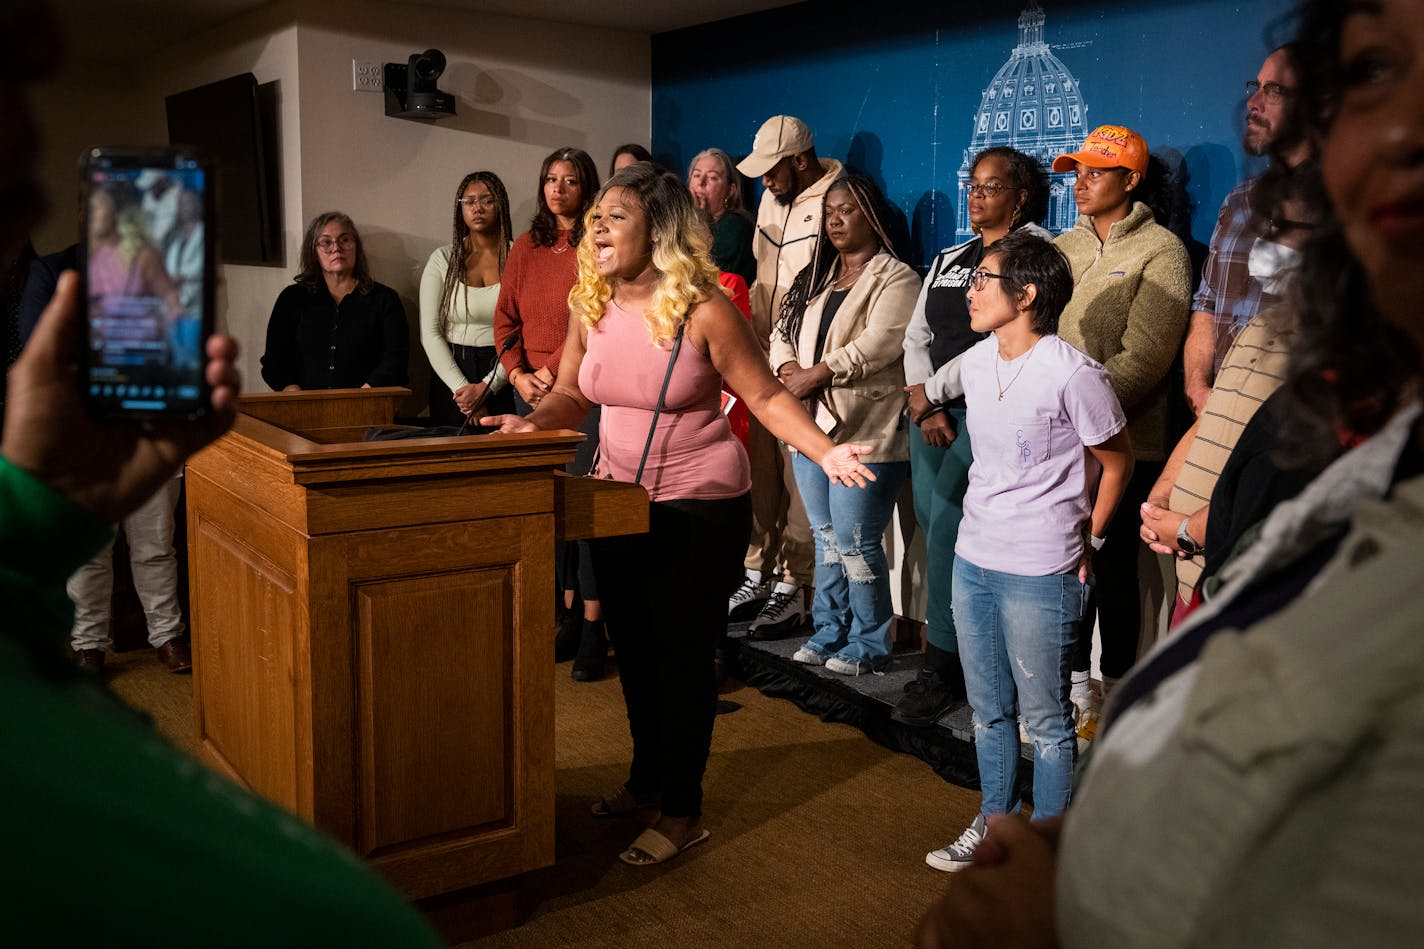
[634,318,686,485]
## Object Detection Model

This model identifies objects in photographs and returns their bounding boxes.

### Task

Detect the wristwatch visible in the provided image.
[1176,517,1204,557]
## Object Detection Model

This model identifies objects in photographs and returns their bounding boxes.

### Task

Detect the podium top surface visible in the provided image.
[196,387,583,485]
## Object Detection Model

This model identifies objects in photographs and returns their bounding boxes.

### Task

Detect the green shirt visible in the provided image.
[0,458,444,948]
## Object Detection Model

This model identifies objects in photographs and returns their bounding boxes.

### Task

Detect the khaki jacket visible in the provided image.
[749,158,845,348]
[770,250,918,463]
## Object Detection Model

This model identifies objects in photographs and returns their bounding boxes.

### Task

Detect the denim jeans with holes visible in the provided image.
[952,555,1088,819]
[791,453,908,667]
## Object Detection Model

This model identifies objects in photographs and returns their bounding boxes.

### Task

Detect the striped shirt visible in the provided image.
[1169,314,1292,599]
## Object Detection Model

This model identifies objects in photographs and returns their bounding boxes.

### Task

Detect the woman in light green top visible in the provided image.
[420,170,515,425]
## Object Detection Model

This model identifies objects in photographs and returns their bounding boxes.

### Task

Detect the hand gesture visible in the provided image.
[511,369,550,407]
[819,442,877,488]
[1139,500,1186,557]
[779,362,832,400]
[919,411,956,448]
[453,381,489,416]
[1,271,240,523]
[479,413,538,434]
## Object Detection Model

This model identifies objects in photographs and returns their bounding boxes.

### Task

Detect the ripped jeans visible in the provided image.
[791,453,908,667]
[952,555,1087,819]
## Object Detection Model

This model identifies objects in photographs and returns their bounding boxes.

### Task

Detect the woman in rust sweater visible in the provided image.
[494,147,606,678]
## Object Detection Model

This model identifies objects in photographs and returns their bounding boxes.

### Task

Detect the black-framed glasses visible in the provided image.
[315,234,355,251]
[963,182,1021,200]
[1246,80,1293,103]
[968,269,1006,292]
[456,196,497,209]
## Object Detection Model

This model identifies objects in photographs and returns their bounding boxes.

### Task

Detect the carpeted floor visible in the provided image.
[112,646,981,948]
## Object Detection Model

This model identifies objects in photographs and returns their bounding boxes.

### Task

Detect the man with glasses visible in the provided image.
[1141,46,1316,628]
[1182,46,1310,414]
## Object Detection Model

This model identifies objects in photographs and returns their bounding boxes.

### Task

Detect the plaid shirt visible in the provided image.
[1191,178,1271,375]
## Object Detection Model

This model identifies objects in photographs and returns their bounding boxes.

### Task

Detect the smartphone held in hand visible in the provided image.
[80,146,215,420]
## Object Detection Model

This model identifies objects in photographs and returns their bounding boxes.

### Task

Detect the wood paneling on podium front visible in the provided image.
[185,388,645,908]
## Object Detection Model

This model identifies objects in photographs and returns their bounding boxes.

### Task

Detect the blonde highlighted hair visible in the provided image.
[569,163,720,346]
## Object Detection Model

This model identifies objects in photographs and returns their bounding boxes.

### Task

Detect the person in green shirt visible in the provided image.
[0,3,443,944]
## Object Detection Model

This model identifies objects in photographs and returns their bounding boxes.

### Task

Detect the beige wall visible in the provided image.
[30,0,650,398]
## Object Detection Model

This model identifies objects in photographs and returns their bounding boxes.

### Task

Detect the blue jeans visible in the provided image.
[792,453,908,666]
[952,556,1088,819]
[909,408,973,655]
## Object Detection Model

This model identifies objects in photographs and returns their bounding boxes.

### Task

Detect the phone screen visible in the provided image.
[82,148,213,419]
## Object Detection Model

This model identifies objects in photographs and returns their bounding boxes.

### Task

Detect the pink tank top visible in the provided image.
[579,301,751,502]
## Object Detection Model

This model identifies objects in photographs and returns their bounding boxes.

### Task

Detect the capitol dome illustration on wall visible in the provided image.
[957,2,1089,241]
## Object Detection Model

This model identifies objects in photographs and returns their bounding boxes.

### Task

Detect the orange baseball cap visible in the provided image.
[1052,125,1149,177]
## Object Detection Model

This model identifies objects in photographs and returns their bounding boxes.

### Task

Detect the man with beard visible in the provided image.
[1182,45,1311,414]
[729,115,843,637]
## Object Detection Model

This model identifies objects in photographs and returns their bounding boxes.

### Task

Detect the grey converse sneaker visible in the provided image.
[728,571,773,620]
[925,814,987,872]
[747,582,806,640]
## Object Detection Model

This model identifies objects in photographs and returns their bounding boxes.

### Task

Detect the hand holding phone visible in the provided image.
[81,146,216,420]
[4,270,240,523]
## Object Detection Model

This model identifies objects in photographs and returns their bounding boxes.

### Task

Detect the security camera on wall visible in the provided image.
[384,49,456,120]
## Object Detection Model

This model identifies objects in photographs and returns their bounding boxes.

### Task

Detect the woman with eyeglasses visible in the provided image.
[772,171,919,676]
[919,1,1424,941]
[924,228,1132,873]
[893,146,1050,727]
[419,171,516,425]
[1050,126,1191,729]
[261,211,409,391]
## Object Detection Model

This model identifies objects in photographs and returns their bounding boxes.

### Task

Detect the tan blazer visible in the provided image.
[770,250,918,463]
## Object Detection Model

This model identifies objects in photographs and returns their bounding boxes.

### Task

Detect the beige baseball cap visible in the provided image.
[736,115,814,178]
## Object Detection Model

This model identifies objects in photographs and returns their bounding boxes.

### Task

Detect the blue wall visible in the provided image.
[652,0,1297,269]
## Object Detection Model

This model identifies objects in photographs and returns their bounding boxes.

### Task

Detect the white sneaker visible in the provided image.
[925,814,987,872]
[791,645,826,666]
[748,582,805,640]
[728,571,773,620]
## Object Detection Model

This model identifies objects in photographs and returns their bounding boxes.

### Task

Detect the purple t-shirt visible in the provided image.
[956,334,1126,576]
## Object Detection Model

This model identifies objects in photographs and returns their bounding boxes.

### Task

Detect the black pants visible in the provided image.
[427,343,515,427]
[589,492,751,818]
[517,389,602,601]
[1073,461,1164,680]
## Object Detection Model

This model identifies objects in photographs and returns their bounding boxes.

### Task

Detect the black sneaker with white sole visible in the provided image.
[747,583,805,640]
[728,574,773,621]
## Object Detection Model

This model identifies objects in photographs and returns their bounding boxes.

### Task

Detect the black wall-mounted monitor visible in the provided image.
[165,73,281,265]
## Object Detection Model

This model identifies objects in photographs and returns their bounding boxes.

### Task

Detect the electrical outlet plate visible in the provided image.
[352,59,382,93]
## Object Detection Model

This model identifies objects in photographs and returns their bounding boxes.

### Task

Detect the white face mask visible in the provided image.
[1248,237,1301,298]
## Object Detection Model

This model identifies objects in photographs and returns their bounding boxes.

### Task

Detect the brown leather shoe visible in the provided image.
[156,638,193,674]
[74,648,106,675]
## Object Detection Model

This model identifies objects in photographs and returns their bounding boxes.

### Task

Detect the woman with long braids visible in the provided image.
[482,163,874,866]
[771,171,919,676]
[893,146,1050,726]
[918,0,1424,941]
[419,171,514,425]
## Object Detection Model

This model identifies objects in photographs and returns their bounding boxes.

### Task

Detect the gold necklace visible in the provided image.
[551,238,570,255]
[832,258,868,290]
[994,342,1037,401]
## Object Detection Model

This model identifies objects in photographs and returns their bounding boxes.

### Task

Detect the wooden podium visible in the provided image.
[183,388,645,915]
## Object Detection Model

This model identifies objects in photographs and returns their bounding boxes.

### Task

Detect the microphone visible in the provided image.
[457,331,520,435]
